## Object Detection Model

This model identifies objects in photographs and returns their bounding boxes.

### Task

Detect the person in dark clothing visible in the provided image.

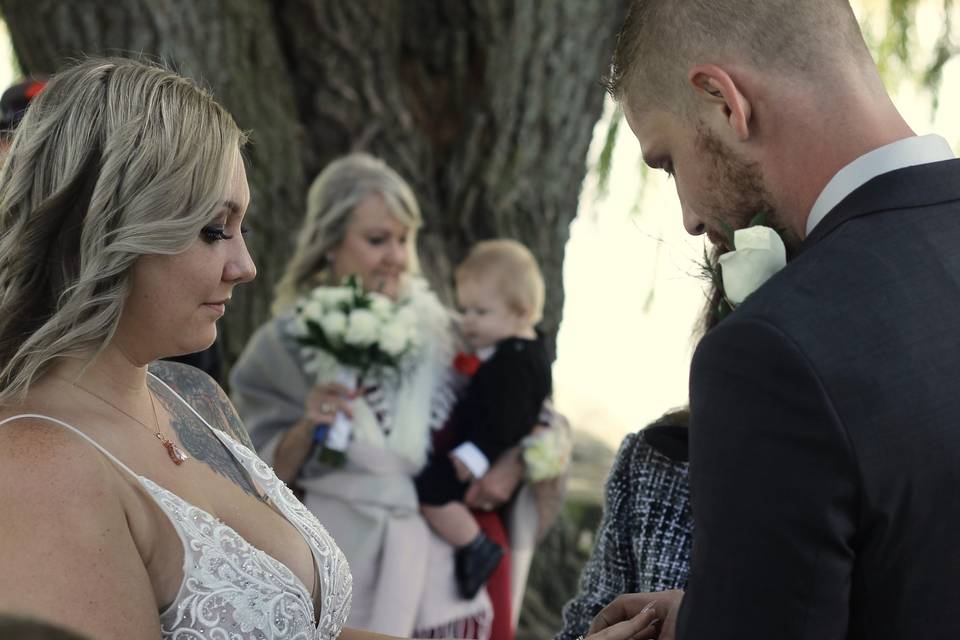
[415,239,551,600]
[588,1,960,639]
[0,77,46,132]
[0,77,46,159]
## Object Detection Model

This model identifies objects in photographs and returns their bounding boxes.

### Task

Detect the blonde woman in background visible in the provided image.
[231,153,571,640]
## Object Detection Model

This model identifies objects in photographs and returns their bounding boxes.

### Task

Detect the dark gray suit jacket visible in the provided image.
[680,159,960,639]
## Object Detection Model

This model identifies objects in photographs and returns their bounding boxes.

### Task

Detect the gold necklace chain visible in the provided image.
[64,377,190,466]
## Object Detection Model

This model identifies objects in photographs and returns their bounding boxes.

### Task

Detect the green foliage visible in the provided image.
[593,105,622,201]
[871,0,956,113]
[716,219,736,248]
[889,0,916,64]
[922,0,956,114]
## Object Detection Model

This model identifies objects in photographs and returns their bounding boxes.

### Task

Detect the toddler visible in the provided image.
[415,239,552,599]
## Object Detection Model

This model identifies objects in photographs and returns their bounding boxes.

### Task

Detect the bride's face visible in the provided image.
[116,150,255,363]
[328,194,413,301]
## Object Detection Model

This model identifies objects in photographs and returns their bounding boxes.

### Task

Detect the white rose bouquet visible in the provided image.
[292,275,420,465]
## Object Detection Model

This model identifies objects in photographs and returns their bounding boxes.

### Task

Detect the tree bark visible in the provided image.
[0,0,306,369]
[0,0,629,366]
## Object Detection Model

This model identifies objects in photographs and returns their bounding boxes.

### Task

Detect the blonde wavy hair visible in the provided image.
[0,57,245,405]
[272,152,422,315]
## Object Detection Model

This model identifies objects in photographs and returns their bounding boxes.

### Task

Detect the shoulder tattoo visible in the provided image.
[148,361,259,497]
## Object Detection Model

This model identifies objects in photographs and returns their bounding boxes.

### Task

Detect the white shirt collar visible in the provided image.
[476,346,496,361]
[805,134,954,236]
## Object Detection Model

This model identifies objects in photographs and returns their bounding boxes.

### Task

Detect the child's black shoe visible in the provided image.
[454,532,504,599]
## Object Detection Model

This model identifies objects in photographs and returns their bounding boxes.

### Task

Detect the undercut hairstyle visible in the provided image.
[607,0,874,113]
[272,152,422,315]
[456,239,545,325]
[0,57,245,405]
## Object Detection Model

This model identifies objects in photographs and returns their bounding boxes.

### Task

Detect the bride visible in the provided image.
[0,57,359,640]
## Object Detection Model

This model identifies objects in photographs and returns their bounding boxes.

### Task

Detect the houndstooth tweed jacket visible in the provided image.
[554,429,692,640]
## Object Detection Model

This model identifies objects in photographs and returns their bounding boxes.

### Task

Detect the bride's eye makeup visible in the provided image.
[201,225,233,243]
[201,222,251,244]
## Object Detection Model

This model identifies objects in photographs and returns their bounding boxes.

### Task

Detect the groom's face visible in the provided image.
[624,104,778,251]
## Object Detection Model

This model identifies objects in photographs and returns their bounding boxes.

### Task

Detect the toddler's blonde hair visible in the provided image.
[456,239,545,324]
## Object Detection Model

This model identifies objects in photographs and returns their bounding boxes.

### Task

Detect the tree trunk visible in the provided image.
[0,0,306,371]
[0,0,629,367]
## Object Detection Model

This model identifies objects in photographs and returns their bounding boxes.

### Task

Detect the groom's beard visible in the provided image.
[695,127,800,257]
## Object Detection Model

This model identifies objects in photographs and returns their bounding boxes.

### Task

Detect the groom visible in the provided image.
[590,1,960,639]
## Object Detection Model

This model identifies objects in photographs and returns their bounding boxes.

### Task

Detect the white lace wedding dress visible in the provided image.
[0,378,353,640]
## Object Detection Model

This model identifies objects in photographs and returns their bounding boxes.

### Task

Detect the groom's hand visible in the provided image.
[588,590,684,640]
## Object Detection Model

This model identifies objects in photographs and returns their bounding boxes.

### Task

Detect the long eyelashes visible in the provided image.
[201,226,232,243]
[367,236,408,246]
[201,225,251,244]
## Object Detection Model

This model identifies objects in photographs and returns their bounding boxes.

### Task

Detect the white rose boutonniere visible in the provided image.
[717,224,787,306]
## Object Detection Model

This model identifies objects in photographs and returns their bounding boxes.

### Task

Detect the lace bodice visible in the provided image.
[152,427,352,639]
[0,383,352,640]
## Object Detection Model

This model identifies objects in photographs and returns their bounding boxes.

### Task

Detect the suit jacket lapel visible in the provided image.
[798,158,960,257]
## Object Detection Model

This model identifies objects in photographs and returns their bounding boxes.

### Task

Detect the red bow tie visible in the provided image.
[453,352,481,376]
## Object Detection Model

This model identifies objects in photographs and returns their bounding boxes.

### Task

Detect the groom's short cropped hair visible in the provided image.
[607,0,873,115]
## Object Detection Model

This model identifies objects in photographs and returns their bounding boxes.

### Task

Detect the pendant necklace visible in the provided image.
[70,380,190,466]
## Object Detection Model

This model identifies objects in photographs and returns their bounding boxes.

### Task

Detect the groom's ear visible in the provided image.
[688,64,752,142]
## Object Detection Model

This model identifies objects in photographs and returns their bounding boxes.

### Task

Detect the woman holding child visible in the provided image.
[230,153,567,639]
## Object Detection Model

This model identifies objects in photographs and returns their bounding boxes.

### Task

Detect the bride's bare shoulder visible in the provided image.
[0,410,158,638]
[0,411,117,497]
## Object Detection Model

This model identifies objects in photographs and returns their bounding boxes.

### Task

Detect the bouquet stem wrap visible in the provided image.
[325,369,358,454]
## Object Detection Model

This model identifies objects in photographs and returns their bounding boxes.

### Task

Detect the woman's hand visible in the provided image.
[587,591,684,640]
[273,382,354,484]
[450,453,474,483]
[303,382,354,425]
[464,446,524,511]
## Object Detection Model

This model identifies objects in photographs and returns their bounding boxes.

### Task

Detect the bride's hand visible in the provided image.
[583,603,661,640]
[587,591,684,640]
